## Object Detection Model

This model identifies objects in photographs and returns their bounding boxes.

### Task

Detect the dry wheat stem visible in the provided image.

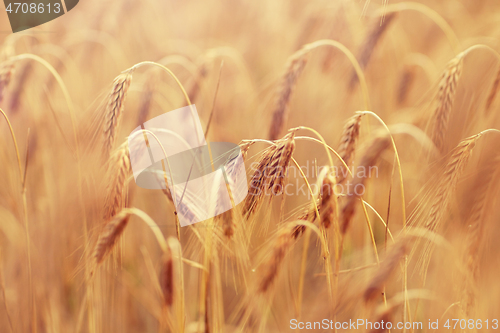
[103,142,132,221]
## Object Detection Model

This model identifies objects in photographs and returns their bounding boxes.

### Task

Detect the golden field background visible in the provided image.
[1,0,500,332]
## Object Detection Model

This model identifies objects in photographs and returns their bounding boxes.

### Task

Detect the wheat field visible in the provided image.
[1,0,500,332]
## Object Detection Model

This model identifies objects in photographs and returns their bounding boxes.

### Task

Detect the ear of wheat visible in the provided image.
[461,154,500,316]
[243,130,296,217]
[364,241,407,303]
[341,136,390,234]
[269,55,308,140]
[102,71,133,160]
[417,134,481,277]
[103,142,132,221]
[258,223,297,293]
[425,134,479,233]
[93,210,131,265]
[320,175,336,229]
[337,114,363,183]
[349,12,397,89]
[430,53,464,153]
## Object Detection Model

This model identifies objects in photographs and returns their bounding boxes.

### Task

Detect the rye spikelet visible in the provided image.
[159,244,174,307]
[258,223,297,293]
[349,13,396,89]
[429,53,464,153]
[0,60,15,103]
[103,142,132,221]
[425,134,479,233]
[102,70,133,160]
[364,241,407,303]
[341,136,390,234]
[269,54,308,140]
[93,210,131,265]
[337,114,363,183]
[485,67,500,113]
[243,130,297,217]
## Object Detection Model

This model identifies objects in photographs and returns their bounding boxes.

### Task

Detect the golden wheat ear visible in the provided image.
[341,136,390,234]
[415,134,481,279]
[349,12,397,89]
[102,71,133,160]
[269,54,308,140]
[103,142,132,221]
[364,241,407,303]
[258,222,298,293]
[337,114,363,184]
[429,53,464,154]
[93,210,131,265]
[243,130,296,218]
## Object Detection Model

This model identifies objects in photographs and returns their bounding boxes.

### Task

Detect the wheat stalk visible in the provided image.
[103,142,132,221]
[269,55,308,140]
[337,114,363,183]
[258,223,297,293]
[102,71,133,160]
[320,175,336,229]
[417,134,481,278]
[349,13,397,89]
[243,130,297,217]
[430,53,464,153]
[425,134,479,233]
[93,210,131,265]
[461,154,500,316]
[341,136,390,234]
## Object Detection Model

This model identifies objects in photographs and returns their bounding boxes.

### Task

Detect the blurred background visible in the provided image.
[1,0,500,332]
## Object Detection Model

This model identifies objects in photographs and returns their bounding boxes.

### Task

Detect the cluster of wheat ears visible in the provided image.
[1,0,500,332]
